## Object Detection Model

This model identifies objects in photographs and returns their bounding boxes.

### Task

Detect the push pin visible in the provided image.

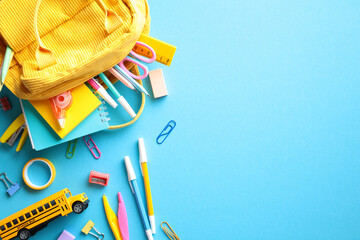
[0,172,20,196]
[0,97,11,111]
[82,220,104,240]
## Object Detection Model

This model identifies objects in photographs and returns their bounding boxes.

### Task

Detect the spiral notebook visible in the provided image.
[20,99,110,151]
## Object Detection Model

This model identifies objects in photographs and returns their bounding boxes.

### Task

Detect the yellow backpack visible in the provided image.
[0,0,150,101]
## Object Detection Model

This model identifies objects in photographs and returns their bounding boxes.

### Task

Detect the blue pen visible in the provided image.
[98,73,136,118]
[124,156,153,240]
[113,65,150,97]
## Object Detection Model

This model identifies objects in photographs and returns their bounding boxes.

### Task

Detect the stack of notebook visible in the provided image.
[20,84,110,151]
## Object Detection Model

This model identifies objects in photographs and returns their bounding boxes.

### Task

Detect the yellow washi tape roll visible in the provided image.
[22,158,56,190]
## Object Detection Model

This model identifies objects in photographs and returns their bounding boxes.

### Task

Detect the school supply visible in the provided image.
[50,91,72,129]
[83,135,102,159]
[57,230,76,240]
[82,220,104,240]
[120,41,156,80]
[66,139,78,159]
[22,158,56,190]
[108,68,136,91]
[88,78,118,108]
[149,69,168,98]
[138,138,156,234]
[0,114,28,152]
[133,34,177,66]
[28,84,101,139]
[0,0,151,100]
[20,99,108,151]
[89,171,109,186]
[0,173,20,196]
[0,46,13,92]
[103,194,122,240]
[0,188,89,240]
[124,156,153,240]
[0,97,11,111]
[98,73,136,118]
[157,120,176,144]
[161,222,180,240]
[114,65,151,97]
[117,192,129,240]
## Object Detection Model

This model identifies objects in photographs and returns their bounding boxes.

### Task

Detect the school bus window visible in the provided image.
[51,200,56,206]
[19,216,25,222]
[25,212,31,219]
[44,203,50,209]
[31,209,37,215]
[66,192,71,198]
[38,206,44,212]
[12,219,18,225]
[0,225,5,231]
[6,222,11,228]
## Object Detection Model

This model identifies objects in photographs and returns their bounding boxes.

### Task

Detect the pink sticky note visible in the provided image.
[149,69,168,98]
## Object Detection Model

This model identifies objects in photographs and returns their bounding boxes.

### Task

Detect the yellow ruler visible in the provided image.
[133,34,177,66]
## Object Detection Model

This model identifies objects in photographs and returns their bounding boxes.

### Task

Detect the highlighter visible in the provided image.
[103,194,123,240]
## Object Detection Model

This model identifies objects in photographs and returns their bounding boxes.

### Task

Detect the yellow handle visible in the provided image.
[33,0,122,70]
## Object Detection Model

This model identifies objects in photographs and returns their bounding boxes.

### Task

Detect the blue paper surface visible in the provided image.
[1,1,360,239]
[20,100,109,151]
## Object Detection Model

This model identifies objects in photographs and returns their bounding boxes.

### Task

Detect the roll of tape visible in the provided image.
[22,158,56,190]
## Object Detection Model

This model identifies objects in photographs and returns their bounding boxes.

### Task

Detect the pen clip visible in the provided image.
[128,179,134,194]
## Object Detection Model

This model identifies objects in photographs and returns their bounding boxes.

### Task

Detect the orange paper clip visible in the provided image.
[83,135,101,159]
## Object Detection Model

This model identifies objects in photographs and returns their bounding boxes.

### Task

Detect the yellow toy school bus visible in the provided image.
[0,188,89,240]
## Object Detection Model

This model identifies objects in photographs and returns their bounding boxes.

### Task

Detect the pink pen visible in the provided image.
[108,68,136,91]
[87,78,118,108]
[118,192,129,240]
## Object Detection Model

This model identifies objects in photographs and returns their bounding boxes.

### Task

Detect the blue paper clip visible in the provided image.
[66,139,78,159]
[83,135,101,159]
[0,172,20,196]
[156,120,176,144]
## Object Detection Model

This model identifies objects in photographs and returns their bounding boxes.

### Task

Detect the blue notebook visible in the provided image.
[20,100,109,151]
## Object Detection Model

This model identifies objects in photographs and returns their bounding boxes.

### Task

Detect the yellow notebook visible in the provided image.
[29,84,101,139]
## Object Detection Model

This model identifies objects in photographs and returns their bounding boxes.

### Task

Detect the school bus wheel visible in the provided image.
[18,228,31,240]
[72,201,85,214]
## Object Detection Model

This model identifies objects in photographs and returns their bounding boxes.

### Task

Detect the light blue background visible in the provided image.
[1,0,360,239]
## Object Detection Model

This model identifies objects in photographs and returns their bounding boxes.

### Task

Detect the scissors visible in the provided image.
[119,41,156,80]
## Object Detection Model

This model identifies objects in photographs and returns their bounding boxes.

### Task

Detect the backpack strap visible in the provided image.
[33,0,123,70]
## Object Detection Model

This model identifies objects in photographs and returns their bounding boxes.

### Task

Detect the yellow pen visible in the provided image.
[103,194,123,240]
[138,138,156,234]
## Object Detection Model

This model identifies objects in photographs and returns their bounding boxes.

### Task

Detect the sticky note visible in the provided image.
[57,230,75,240]
[149,69,168,98]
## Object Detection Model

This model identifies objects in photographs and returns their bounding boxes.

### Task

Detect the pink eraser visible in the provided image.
[148,69,168,98]
[58,230,75,240]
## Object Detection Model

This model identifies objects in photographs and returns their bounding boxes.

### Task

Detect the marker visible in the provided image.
[103,194,123,240]
[124,156,153,240]
[118,192,129,240]
[0,46,14,91]
[87,78,118,108]
[98,73,136,118]
[138,138,156,234]
[108,68,135,90]
[113,65,150,97]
